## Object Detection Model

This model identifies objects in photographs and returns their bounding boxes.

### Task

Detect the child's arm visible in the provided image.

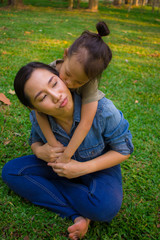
[35,111,62,147]
[56,101,98,163]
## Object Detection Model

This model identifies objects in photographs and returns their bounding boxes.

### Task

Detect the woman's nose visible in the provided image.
[50,91,61,103]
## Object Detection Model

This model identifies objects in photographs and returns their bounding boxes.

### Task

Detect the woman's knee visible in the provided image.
[2,155,36,183]
[88,192,123,222]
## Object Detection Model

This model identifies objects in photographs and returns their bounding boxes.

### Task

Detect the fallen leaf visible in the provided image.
[4,140,11,145]
[24,236,30,240]
[31,216,35,221]
[67,32,73,36]
[135,100,139,104]
[8,89,15,95]
[0,93,11,105]
[102,86,106,89]
[24,31,31,35]
[138,198,143,203]
[14,132,21,136]
[2,51,7,55]
[150,53,160,58]
[125,59,129,63]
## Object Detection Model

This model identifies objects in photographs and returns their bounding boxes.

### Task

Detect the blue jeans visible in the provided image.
[2,155,123,222]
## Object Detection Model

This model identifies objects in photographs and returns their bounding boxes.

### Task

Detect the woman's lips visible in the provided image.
[60,97,68,108]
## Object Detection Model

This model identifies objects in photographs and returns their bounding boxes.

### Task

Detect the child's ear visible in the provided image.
[63,48,68,59]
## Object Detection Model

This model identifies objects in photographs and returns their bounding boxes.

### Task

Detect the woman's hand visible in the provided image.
[31,142,65,163]
[47,151,131,178]
[48,160,86,179]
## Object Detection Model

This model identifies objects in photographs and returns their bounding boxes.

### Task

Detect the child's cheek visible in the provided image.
[61,78,68,87]
[59,73,65,82]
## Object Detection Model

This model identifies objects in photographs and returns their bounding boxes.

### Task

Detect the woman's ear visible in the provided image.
[63,48,68,59]
[27,106,34,110]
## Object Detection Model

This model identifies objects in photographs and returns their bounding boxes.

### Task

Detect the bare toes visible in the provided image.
[69,232,79,240]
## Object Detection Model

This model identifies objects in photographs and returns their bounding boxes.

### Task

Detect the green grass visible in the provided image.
[0,1,160,239]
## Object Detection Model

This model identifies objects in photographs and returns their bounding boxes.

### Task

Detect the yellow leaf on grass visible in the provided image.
[8,89,15,95]
[24,31,31,35]
[2,51,8,55]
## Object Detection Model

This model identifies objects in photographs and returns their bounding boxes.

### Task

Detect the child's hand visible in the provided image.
[35,143,65,163]
[56,153,71,163]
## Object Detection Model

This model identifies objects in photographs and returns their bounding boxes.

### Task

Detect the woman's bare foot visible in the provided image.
[68,216,90,240]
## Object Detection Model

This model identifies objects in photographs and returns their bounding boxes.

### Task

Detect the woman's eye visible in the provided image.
[52,82,57,88]
[40,95,47,102]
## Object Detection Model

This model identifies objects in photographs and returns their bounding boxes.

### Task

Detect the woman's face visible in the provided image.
[24,68,73,118]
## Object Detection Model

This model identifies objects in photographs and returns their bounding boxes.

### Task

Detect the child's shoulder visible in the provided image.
[77,80,105,104]
[76,80,97,98]
[80,80,98,92]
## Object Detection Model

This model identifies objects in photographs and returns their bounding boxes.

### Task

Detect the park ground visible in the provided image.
[0,1,160,239]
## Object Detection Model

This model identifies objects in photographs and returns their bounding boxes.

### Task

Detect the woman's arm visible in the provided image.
[35,111,62,147]
[48,150,130,179]
[31,142,65,163]
[56,101,98,163]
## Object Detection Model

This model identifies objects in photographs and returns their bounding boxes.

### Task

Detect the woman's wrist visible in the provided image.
[75,161,94,176]
[81,161,96,175]
[31,142,43,158]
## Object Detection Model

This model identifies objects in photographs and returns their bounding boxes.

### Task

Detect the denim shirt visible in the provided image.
[29,93,133,162]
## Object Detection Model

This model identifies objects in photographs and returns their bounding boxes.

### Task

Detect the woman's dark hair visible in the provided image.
[14,62,59,108]
[67,21,112,80]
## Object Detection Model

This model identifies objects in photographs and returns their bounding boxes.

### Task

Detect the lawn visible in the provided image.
[0,1,160,239]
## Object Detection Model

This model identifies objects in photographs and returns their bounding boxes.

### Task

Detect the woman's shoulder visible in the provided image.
[98,97,119,114]
[97,97,122,127]
[77,80,105,104]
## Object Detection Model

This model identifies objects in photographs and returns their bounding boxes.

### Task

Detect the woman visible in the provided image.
[2,62,133,240]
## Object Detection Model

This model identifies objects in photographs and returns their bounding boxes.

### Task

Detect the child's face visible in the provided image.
[59,55,89,89]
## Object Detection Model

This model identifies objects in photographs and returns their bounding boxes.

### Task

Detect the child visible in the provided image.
[36,21,112,163]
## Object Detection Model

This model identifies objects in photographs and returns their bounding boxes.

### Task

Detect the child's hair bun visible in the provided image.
[96,21,110,37]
